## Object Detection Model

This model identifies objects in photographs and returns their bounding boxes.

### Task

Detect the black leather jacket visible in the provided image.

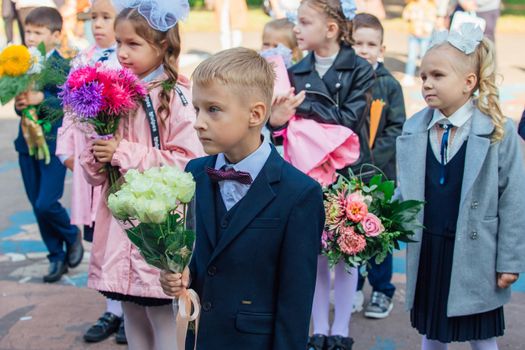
[288,44,375,177]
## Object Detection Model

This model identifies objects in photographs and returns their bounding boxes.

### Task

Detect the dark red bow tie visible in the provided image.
[206,166,253,185]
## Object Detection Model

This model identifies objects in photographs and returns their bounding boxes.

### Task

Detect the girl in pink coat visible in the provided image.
[80,3,204,349]
[56,0,127,343]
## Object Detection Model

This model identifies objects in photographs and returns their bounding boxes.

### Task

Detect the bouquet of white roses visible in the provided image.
[108,166,196,273]
[109,166,200,347]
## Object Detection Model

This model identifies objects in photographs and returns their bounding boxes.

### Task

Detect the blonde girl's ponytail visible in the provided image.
[474,38,505,143]
[156,24,182,122]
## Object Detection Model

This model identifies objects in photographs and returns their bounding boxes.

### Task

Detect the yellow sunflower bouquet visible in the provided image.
[0,43,69,164]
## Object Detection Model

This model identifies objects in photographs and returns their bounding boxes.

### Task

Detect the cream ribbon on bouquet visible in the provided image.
[175,289,200,350]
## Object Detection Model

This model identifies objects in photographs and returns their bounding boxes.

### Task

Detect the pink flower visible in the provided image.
[337,226,367,255]
[347,191,365,203]
[345,200,368,223]
[362,213,384,237]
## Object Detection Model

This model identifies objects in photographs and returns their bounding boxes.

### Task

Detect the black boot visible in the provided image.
[307,334,327,350]
[43,261,68,283]
[67,231,84,268]
[115,318,127,344]
[326,335,354,350]
[83,312,121,343]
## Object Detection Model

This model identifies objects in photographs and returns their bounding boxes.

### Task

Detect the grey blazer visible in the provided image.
[396,107,525,317]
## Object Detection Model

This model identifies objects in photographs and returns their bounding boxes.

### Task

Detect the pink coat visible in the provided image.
[80,76,204,299]
[56,114,101,226]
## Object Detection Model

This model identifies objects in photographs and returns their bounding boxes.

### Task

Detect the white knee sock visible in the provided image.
[106,298,123,318]
[145,304,178,350]
[311,255,331,335]
[422,336,448,350]
[470,338,499,350]
[122,302,154,350]
[331,263,357,337]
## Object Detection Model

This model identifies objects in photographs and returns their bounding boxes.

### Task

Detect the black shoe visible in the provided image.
[67,231,84,268]
[43,261,68,283]
[326,335,354,350]
[115,319,127,344]
[307,334,327,350]
[83,312,121,343]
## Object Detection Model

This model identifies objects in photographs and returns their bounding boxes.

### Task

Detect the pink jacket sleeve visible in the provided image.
[111,91,203,172]
[55,113,75,159]
[79,140,107,186]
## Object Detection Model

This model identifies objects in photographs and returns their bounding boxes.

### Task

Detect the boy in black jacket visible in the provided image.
[351,13,406,319]
[14,7,81,283]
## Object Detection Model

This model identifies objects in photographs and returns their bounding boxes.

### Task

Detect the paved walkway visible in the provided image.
[1,26,525,350]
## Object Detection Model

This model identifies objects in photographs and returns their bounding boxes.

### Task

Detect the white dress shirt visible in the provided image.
[427,99,474,164]
[214,141,272,210]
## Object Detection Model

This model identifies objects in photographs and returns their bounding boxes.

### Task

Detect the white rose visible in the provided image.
[176,172,196,203]
[136,199,168,224]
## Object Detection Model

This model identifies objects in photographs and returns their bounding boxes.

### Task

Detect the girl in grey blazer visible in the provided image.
[396,25,525,350]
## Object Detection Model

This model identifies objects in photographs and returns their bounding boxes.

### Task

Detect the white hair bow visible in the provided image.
[429,22,484,55]
[113,0,190,32]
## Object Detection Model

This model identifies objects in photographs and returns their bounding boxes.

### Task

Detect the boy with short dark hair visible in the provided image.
[160,47,325,350]
[14,6,82,284]
[351,12,406,319]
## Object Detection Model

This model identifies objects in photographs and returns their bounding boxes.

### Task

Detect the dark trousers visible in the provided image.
[18,153,77,262]
[357,252,395,298]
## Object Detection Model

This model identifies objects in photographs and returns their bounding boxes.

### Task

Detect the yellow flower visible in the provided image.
[0,64,4,77]
[0,45,31,76]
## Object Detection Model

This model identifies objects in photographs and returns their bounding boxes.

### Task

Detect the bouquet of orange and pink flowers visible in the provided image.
[60,64,147,186]
[323,171,424,268]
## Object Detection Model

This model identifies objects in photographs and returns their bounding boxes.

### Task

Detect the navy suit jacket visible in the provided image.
[14,50,69,155]
[185,147,325,350]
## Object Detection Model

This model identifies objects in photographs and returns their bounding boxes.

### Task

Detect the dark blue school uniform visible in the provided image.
[185,146,325,350]
[14,50,77,263]
[411,141,504,342]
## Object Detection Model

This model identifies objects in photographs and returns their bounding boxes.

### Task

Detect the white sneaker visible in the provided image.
[364,291,394,319]
[352,290,364,313]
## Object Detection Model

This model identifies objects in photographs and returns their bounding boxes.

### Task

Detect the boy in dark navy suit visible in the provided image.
[14,7,82,283]
[160,48,325,350]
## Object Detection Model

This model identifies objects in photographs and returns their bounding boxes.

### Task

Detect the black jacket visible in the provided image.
[287,44,375,176]
[364,62,406,181]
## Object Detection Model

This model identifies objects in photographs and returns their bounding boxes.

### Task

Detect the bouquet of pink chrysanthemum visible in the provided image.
[60,63,147,187]
[323,171,424,269]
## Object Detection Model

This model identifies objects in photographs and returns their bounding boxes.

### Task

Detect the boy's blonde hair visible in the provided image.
[192,48,275,118]
[429,38,505,143]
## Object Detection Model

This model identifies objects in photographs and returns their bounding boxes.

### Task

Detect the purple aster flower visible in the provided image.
[68,81,105,119]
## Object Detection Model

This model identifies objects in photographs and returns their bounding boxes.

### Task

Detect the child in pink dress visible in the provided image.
[80,2,203,349]
[260,19,360,186]
[269,0,375,348]
[55,0,127,343]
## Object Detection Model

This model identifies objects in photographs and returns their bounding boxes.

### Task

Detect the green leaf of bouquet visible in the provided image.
[0,75,32,105]
[377,181,395,202]
[37,42,46,57]
[368,174,383,187]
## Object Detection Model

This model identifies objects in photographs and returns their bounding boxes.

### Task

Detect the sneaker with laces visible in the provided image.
[352,290,364,313]
[364,291,393,319]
